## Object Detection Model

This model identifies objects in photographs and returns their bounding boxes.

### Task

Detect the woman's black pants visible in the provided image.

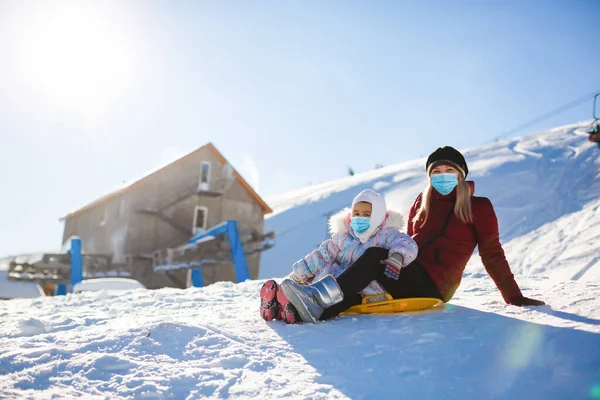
[319,247,443,321]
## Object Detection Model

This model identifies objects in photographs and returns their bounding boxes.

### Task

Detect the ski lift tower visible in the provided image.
[588,93,600,146]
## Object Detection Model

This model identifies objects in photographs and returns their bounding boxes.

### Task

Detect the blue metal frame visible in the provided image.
[189,221,229,243]
[191,269,204,287]
[188,220,250,287]
[56,283,67,295]
[56,238,83,295]
[70,238,83,292]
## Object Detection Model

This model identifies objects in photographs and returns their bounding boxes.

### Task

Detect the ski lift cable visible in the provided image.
[496,90,600,140]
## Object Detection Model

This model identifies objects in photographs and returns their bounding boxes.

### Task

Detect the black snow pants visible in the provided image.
[319,247,443,321]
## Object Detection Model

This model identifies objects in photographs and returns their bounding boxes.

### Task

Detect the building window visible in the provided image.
[193,206,209,232]
[199,161,211,191]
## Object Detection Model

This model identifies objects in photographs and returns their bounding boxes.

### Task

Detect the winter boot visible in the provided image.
[277,286,301,324]
[280,275,344,323]
[259,280,280,321]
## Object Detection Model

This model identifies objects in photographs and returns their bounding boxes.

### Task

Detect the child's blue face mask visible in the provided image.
[431,173,458,195]
[350,217,371,234]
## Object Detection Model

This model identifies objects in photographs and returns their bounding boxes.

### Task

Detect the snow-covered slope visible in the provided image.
[261,121,600,283]
[0,278,598,399]
[1,122,599,399]
[467,196,600,282]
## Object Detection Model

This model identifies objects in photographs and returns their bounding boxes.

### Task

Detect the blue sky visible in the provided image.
[0,0,599,256]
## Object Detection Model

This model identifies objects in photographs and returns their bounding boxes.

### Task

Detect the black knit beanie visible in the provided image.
[426,146,469,177]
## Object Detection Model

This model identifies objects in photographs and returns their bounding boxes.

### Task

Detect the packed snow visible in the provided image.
[73,278,146,293]
[1,122,599,399]
[0,278,598,399]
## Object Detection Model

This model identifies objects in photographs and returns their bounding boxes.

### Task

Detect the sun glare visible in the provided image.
[12,2,135,119]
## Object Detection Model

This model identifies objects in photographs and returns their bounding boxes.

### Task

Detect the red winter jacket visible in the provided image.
[407,182,522,303]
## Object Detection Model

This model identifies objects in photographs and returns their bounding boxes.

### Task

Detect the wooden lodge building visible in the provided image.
[59,143,273,289]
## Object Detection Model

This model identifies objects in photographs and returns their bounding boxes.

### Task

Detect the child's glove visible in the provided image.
[288,272,307,285]
[380,253,405,280]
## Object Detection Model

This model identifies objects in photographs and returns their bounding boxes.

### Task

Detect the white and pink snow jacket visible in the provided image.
[290,208,418,296]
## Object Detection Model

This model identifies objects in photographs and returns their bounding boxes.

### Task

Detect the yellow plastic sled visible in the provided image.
[342,294,441,315]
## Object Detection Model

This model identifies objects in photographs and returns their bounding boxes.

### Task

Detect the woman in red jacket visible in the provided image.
[280,146,545,323]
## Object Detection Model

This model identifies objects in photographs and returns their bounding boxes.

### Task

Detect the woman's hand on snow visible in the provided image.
[381,253,404,280]
[509,295,545,306]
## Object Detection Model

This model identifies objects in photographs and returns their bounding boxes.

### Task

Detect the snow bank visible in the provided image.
[0,270,45,300]
[0,278,597,399]
[73,278,145,293]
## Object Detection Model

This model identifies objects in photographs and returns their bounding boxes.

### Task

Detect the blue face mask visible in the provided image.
[431,173,458,195]
[350,217,371,234]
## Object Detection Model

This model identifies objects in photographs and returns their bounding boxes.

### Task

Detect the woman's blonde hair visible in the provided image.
[415,165,473,226]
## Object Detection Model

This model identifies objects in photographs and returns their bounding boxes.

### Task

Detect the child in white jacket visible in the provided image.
[260,189,418,324]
